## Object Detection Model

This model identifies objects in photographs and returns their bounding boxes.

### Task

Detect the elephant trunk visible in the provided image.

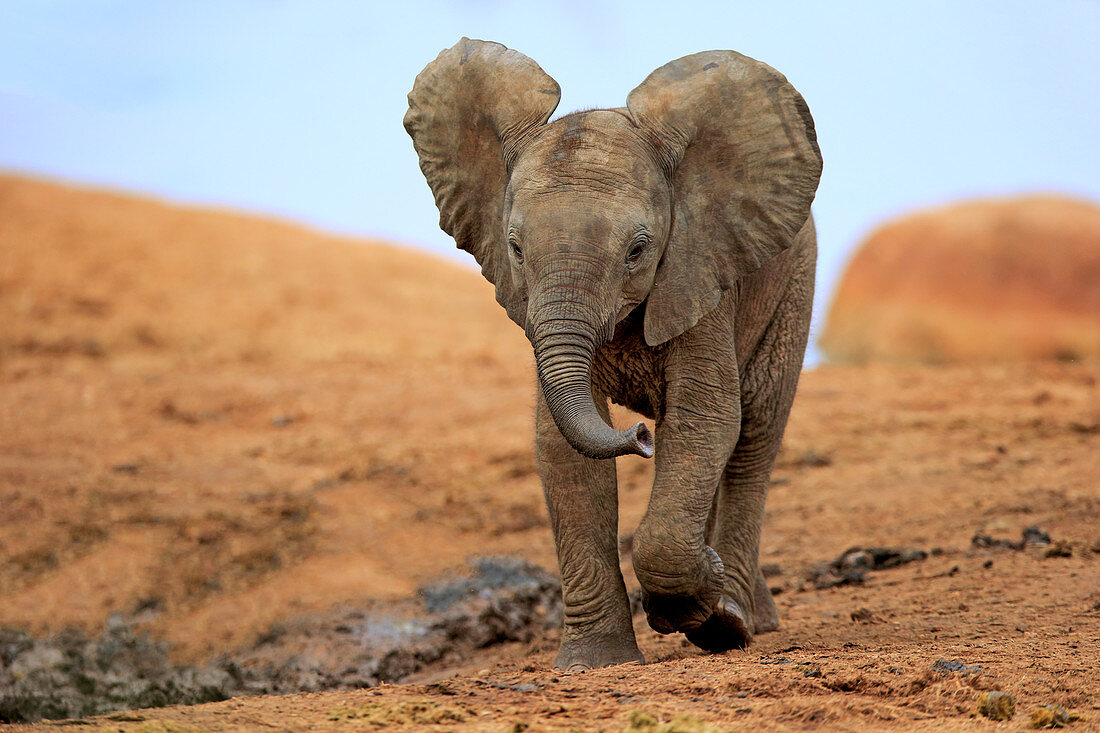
[529,320,654,460]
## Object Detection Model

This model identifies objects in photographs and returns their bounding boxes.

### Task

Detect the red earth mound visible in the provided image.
[0,172,537,660]
[820,196,1100,363]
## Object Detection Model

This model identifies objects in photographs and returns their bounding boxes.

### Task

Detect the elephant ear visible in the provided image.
[626,51,822,346]
[404,38,560,326]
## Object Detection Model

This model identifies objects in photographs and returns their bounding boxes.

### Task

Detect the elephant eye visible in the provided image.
[509,235,524,265]
[626,238,648,267]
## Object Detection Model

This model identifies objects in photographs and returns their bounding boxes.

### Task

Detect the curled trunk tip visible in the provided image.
[625,421,654,458]
[530,306,651,461]
[534,341,654,460]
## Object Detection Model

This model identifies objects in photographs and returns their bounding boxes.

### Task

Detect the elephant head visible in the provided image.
[404,38,821,460]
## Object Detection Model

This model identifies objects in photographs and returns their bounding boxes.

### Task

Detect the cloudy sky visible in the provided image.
[3,1,1098,361]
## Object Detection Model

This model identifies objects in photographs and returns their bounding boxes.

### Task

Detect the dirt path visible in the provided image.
[2,175,1098,730]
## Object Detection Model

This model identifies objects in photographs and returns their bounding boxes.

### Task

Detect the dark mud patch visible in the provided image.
[0,616,235,723]
[804,546,929,590]
[971,524,1051,551]
[0,556,562,723]
[232,556,562,691]
[971,524,1084,558]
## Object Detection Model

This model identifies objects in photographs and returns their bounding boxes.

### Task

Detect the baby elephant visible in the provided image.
[405,38,821,670]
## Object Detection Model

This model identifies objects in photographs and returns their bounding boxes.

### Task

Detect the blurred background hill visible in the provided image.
[821,196,1100,363]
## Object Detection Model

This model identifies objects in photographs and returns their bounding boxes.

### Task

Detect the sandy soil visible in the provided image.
[2,175,1098,730]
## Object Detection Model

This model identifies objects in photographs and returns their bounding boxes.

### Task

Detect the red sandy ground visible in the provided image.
[2,175,1098,731]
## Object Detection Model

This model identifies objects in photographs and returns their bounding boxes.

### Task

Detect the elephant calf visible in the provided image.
[405,38,821,670]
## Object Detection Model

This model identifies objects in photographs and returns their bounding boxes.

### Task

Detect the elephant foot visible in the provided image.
[684,564,778,652]
[553,630,644,671]
[640,546,725,635]
[684,594,753,652]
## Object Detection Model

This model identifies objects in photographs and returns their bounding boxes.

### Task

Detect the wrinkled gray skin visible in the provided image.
[405,38,822,670]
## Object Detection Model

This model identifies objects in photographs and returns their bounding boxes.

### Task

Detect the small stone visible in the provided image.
[1044,541,1073,558]
[868,546,929,569]
[839,549,874,571]
[932,658,982,675]
[932,658,964,673]
[1022,525,1052,546]
[978,691,1016,721]
[850,607,875,623]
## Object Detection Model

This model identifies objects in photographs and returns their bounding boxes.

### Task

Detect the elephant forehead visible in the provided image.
[513,194,636,236]
[513,110,662,194]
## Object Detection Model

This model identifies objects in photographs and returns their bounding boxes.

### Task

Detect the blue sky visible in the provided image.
[2,1,1098,361]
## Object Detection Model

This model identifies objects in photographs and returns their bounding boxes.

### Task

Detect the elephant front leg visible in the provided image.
[632,418,740,637]
[536,385,642,671]
[688,250,815,651]
[631,312,743,640]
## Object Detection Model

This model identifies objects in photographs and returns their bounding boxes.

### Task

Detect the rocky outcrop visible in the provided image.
[821,196,1100,363]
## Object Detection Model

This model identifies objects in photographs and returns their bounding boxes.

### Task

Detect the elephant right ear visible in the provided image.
[627,51,822,346]
[404,38,561,327]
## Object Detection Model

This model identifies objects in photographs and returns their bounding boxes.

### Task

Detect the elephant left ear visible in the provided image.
[404,38,561,327]
[626,51,822,346]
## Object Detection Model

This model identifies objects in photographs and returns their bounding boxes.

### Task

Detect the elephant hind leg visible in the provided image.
[683,592,753,652]
[684,558,779,651]
[753,564,780,633]
[701,499,781,634]
[689,240,815,653]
